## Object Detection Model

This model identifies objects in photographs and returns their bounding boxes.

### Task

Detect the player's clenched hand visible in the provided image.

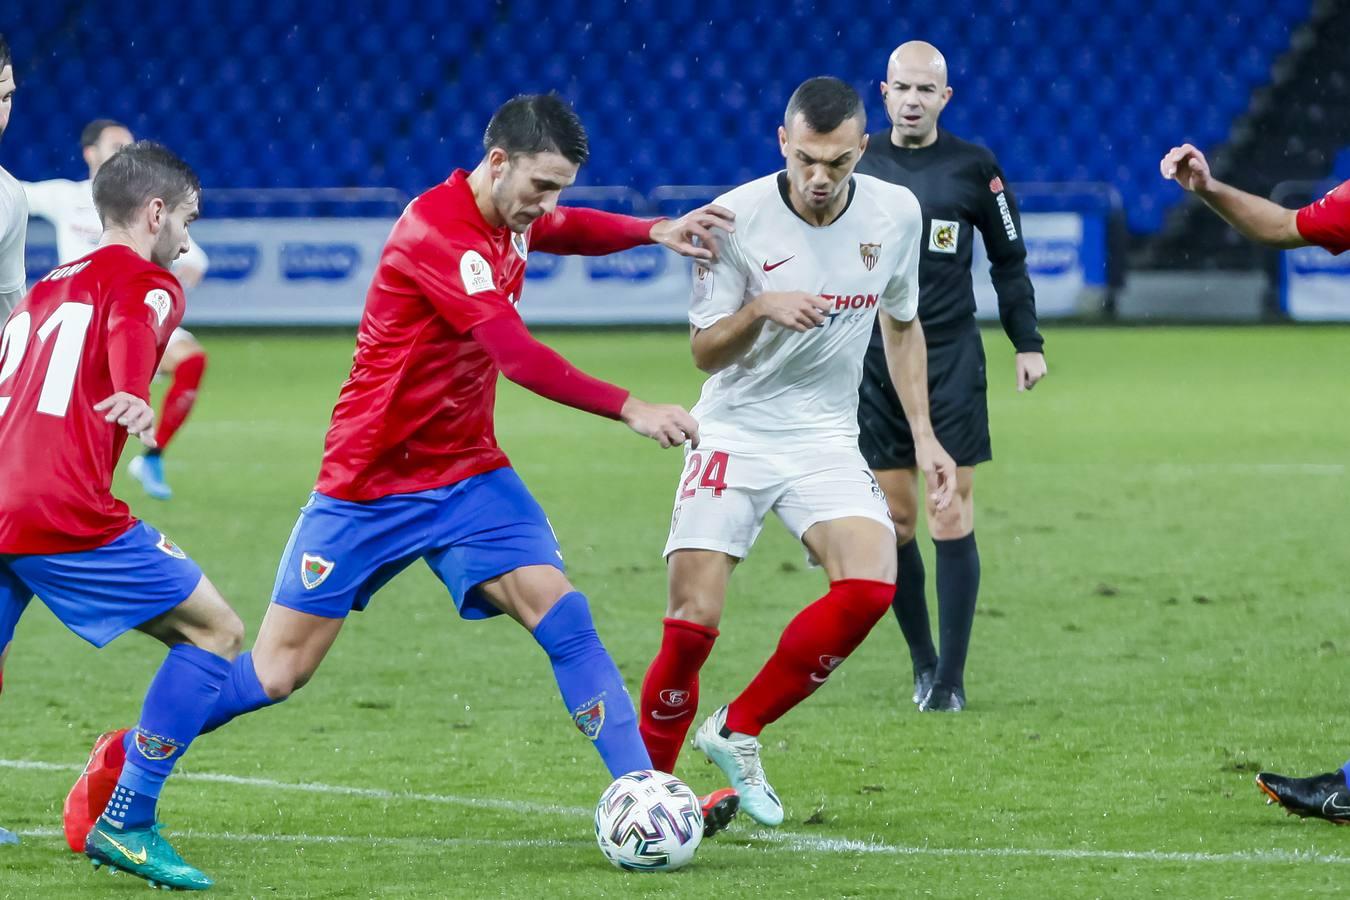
[1160,144,1215,194]
[916,438,957,512]
[620,397,700,449]
[94,392,157,447]
[752,292,833,332]
[1016,352,1047,392]
[651,204,736,262]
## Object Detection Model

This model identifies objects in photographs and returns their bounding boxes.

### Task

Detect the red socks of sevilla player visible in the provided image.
[154,352,206,451]
[724,579,894,737]
[639,618,719,773]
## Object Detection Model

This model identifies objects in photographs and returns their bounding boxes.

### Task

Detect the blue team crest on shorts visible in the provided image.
[155,534,186,559]
[572,696,606,740]
[134,731,182,762]
[300,553,335,590]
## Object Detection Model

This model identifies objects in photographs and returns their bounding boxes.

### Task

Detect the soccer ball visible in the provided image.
[594,769,704,871]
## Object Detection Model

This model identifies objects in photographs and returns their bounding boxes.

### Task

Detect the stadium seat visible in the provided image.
[1,1,1316,232]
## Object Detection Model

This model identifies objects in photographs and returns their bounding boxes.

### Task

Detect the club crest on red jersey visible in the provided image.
[659,689,690,707]
[155,533,187,559]
[859,242,881,271]
[144,289,172,327]
[573,697,606,740]
[134,731,181,762]
[300,553,335,590]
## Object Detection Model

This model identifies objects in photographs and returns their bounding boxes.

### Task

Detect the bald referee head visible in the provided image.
[880,41,953,149]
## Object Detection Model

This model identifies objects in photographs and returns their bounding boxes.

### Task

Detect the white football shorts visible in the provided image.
[662,443,894,560]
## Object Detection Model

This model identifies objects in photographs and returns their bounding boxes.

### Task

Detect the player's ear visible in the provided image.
[147,198,166,232]
[487,147,509,179]
[778,125,788,158]
[859,132,870,154]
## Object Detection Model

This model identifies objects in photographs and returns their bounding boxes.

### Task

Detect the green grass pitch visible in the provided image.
[2,325,1349,898]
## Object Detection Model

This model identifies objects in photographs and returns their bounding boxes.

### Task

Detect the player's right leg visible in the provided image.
[9,525,243,889]
[65,491,426,858]
[640,550,733,775]
[872,466,936,704]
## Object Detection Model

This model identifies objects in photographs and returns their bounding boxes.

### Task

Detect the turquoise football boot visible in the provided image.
[86,822,213,891]
[129,454,173,500]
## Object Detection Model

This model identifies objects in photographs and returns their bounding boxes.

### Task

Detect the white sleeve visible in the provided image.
[689,226,749,329]
[880,190,921,322]
[175,234,209,274]
[20,179,72,223]
[0,182,28,295]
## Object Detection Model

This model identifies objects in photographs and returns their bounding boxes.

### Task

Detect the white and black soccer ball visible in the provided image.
[594,769,703,871]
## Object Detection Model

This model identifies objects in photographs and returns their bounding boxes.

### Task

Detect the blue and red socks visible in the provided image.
[101,644,230,830]
[533,592,651,778]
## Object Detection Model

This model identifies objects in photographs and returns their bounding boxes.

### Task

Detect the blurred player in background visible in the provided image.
[1162,142,1350,823]
[856,41,1046,712]
[639,77,955,827]
[24,119,210,501]
[65,93,743,842]
[0,30,25,849]
[0,141,244,890]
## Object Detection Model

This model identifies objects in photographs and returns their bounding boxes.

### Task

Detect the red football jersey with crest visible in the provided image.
[315,169,655,501]
[1296,180,1350,254]
[0,245,184,553]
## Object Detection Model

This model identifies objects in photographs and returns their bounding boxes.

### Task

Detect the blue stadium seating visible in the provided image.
[2,0,1314,231]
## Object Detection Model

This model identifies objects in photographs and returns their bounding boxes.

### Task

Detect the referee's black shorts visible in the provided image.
[857,322,992,471]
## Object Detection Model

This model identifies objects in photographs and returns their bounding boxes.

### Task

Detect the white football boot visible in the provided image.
[692,706,784,827]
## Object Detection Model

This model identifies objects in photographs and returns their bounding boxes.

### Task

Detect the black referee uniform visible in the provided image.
[854,126,1043,708]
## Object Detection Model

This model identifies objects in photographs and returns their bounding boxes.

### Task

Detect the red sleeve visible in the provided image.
[106,271,183,399]
[472,315,629,420]
[1296,180,1350,255]
[528,206,662,256]
[384,209,517,333]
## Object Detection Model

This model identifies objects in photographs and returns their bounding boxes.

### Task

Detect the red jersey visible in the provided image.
[1296,179,1350,254]
[0,246,184,554]
[315,169,655,501]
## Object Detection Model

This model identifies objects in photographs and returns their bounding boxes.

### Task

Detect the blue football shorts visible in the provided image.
[270,466,565,621]
[0,522,205,650]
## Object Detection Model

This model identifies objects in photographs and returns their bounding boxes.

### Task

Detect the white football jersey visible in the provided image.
[22,177,208,273]
[688,172,922,451]
[0,164,27,309]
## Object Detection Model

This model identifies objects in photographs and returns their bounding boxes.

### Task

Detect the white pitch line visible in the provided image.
[0,759,588,817]
[6,759,1348,867]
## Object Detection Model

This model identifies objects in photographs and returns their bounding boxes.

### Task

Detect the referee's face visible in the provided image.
[881,59,952,147]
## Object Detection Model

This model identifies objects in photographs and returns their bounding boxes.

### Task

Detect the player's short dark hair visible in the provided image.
[0,33,11,72]
[784,77,866,134]
[93,141,201,228]
[81,118,128,148]
[483,94,589,165]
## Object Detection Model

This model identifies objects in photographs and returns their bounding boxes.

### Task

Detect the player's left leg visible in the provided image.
[422,467,651,779]
[130,330,207,501]
[475,565,652,778]
[919,466,977,712]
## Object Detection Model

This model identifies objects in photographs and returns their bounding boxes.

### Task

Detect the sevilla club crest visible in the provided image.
[859,242,881,271]
[659,689,690,707]
[300,552,335,590]
[573,697,607,740]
